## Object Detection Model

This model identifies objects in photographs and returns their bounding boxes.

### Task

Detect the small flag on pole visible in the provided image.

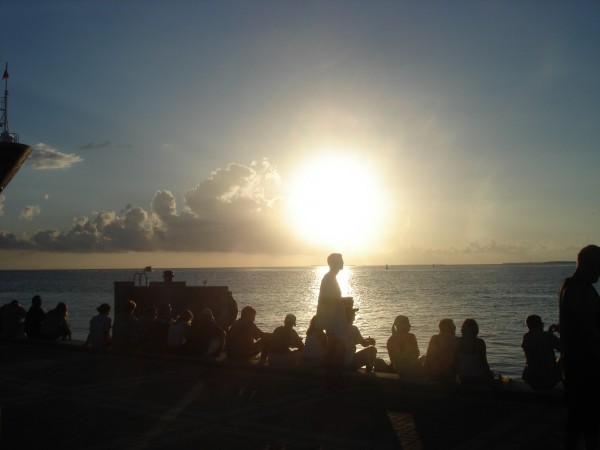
[2,65,7,80]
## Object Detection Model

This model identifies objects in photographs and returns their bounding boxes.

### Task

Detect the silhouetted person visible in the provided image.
[167,309,193,350]
[521,314,561,391]
[226,306,271,362]
[316,253,351,390]
[456,318,493,385]
[25,295,45,339]
[423,318,458,384]
[84,303,112,348]
[559,244,600,449]
[112,300,138,349]
[144,303,173,351]
[131,305,157,347]
[40,302,72,340]
[303,315,328,369]
[2,299,27,339]
[184,308,226,357]
[268,314,305,367]
[344,308,377,373]
[387,315,421,378]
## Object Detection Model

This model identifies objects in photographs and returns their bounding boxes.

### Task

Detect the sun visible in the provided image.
[286,152,387,251]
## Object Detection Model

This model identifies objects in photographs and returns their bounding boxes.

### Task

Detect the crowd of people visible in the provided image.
[2,245,598,449]
[0,267,561,392]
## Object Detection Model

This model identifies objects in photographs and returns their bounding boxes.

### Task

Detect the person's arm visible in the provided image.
[290,330,304,350]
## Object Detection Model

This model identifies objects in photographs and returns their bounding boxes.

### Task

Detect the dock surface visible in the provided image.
[0,340,569,449]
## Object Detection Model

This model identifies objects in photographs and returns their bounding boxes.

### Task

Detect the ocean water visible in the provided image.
[0,263,574,380]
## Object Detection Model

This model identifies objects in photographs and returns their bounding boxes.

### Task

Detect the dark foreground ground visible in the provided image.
[0,340,570,449]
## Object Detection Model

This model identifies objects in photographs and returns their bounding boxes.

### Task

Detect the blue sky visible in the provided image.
[1,1,599,269]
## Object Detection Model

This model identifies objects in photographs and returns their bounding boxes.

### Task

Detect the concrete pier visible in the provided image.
[0,340,568,449]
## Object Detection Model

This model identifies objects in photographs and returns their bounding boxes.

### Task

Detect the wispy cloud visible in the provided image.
[28,143,83,170]
[78,141,111,150]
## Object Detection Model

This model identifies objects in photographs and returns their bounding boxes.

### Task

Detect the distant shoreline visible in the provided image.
[501,261,574,266]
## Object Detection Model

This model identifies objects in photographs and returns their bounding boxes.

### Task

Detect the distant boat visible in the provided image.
[144,265,153,272]
[0,62,31,192]
[385,264,389,270]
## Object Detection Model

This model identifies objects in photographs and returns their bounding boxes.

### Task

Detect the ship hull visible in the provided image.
[0,141,31,192]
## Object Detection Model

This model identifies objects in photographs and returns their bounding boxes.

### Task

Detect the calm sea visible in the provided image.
[0,263,574,380]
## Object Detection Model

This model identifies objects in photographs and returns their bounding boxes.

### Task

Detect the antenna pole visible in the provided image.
[1,62,8,137]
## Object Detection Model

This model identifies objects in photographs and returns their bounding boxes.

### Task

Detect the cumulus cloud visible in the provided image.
[28,143,83,169]
[0,159,304,254]
[19,205,41,221]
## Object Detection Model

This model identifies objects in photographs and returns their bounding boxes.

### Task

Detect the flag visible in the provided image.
[2,68,7,80]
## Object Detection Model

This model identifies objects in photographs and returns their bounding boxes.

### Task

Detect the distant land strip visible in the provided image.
[502,261,574,265]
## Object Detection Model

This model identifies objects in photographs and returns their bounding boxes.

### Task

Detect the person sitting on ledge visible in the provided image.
[268,314,305,367]
[25,295,45,339]
[40,302,72,341]
[456,318,494,385]
[2,299,27,339]
[184,308,226,358]
[84,303,112,349]
[167,309,194,350]
[343,308,377,373]
[144,303,174,351]
[226,306,271,363]
[112,300,138,349]
[423,318,458,384]
[131,305,156,347]
[521,314,562,391]
[387,314,422,378]
[302,315,328,369]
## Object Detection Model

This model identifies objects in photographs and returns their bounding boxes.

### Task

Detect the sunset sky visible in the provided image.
[1,1,599,269]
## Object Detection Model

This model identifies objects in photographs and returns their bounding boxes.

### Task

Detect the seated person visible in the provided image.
[167,309,194,350]
[112,300,138,349]
[2,299,27,339]
[184,308,226,357]
[84,303,112,348]
[226,306,271,362]
[40,302,72,340]
[131,305,157,346]
[387,315,422,378]
[25,295,45,339]
[456,318,494,385]
[344,308,377,373]
[302,315,328,369]
[521,314,562,390]
[268,314,305,366]
[423,318,458,383]
[144,303,174,351]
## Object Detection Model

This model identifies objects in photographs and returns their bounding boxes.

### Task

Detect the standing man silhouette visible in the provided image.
[559,244,600,450]
[317,253,350,391]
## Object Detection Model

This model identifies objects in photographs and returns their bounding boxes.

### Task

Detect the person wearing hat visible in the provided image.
[184,307,226,357]
[343,308,377,373]
[268,314,305,367]
[84,303,112,349]
[559,244,600,450]
[387,314,422,378]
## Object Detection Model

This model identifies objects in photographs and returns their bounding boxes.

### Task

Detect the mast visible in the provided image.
[0,62,14,142]
[0,62,31,192]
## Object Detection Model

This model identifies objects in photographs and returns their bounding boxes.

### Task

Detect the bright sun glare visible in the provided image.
[287,152,387,251]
